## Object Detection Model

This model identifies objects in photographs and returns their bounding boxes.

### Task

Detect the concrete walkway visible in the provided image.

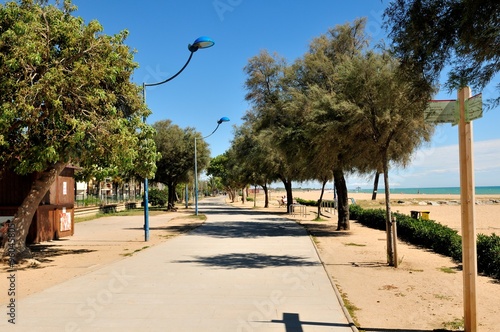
[1,197,355,331]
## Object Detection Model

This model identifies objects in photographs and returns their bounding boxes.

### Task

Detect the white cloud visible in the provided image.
[289,139,500,190]
[390,138,500,188]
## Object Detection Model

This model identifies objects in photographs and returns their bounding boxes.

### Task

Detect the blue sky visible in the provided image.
[60,1,500,188]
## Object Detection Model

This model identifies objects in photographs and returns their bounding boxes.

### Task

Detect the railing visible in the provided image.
[321,200,336,214]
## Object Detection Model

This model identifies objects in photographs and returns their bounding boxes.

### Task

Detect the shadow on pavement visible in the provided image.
[266,312,354,331]
[174,252,319,269]
[359,328,438,332]
[191,221,306,238]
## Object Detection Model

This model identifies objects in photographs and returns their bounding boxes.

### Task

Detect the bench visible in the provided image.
[100,204,117,214]
[125,202,137,210]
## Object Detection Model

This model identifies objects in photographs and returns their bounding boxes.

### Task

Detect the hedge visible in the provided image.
[295,198,318,206]
[349,205,500,280]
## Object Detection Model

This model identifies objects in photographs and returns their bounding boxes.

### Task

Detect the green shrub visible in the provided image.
[349,204,363,220]
[147,188,168,207]
[477,233,500,279]
[295,198,318,206]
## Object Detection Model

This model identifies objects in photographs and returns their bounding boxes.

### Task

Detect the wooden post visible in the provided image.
[458,86,477,331]
[392,215,398,268]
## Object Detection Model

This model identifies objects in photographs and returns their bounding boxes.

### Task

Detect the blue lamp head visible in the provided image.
[217,116,230,124]
[188,36,215,52]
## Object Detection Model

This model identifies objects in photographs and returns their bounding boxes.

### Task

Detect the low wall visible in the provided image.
[74,202,133,218]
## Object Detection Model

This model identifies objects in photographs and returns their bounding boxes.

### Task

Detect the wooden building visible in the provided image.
[0,167,75,243]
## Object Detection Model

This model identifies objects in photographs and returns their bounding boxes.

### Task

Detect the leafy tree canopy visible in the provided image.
[0,0,156,179]
[384,0,500,105]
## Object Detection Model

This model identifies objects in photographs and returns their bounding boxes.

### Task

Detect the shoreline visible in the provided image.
[269,189,500,203]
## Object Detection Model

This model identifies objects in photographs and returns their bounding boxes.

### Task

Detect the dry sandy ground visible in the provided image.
[1,191,499,331]
[267,189,500,331]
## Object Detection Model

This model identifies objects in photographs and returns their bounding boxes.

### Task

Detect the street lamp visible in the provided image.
[194,117,230,215]
[142,36,214,242]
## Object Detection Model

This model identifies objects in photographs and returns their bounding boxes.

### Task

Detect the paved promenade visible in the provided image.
[1,197,355,331]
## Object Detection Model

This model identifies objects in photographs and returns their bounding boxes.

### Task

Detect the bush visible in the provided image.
[348,205,500,280]
[295,198,318,206]
[349,204,363,220]
[147,188,168,207]
[477,233,500,279]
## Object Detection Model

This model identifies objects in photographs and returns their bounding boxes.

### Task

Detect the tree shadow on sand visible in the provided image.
[28,244,95,264]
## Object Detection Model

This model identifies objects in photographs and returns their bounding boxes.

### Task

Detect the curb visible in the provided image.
[303,223,360,332]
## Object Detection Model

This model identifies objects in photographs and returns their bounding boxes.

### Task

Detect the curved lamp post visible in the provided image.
[194,117,230,215]
[142,36,214,242]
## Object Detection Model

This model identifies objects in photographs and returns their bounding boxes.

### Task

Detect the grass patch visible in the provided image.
[343,242,366,247]
[336,285,360,326]
[121,246,149,257]
[75,213,106,223]
[434,294,452,301]
[311,235,320,245]
[187,214,208,221]
[75,208,169,223]
[441,318,464,330]
[438,266,457,274]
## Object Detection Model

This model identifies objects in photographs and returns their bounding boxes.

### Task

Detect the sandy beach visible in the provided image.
[1,190,499,331]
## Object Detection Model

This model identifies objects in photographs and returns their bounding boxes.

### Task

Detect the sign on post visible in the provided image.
[425,88,482,332]
[424,99,457,123]
[465,93,483,122]
[424,93,482,124]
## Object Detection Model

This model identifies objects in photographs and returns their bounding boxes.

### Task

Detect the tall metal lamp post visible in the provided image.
[142,36,214,242]
[194,117,230,215]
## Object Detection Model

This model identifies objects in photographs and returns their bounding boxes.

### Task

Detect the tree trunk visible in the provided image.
[317,179,328,218]
[372,172,380,200]
[263,184,269,208]
[383,156,394,266]
[5,161,68,262]
[283,179,293,211]
[227,188,236,203]
[241,187,247,204]
[167,182,176,210]
[333,169,350,230]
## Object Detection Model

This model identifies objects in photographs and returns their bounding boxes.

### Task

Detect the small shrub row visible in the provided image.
[349,205,500,280]
[477,233,500,279]
[295,198,318,206]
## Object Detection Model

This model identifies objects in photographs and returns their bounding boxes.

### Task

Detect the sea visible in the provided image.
[353,186,500,195]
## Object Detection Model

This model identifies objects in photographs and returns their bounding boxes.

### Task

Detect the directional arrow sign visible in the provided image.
[424,99,457,123]
[466,93,483,122]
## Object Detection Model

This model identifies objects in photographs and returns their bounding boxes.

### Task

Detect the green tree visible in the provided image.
[335,50,434,265]
[0,0,156,260]
[384,0,500,105]
[291,19,370,230]
[231,120,279,208]
[243,50,310,209]
[206,154,233,199]
[152,120,208,210]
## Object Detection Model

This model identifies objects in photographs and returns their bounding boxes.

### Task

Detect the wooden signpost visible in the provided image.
[425,87,480,332]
